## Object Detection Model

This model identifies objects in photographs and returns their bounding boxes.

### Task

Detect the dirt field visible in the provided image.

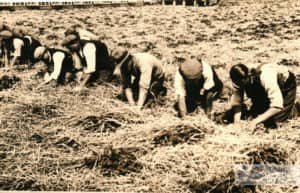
[0,0,300,192]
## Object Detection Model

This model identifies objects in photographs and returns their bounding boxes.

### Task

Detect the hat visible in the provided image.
[0,30,13,39]
[13,27,26,37]
[111,47,128,64]
[61,34,79,47]
[64,26,78,36]
[179,58,203,79]
[34,46,47,60]
[68,42,81,51]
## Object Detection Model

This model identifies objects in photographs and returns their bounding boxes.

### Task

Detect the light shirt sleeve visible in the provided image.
[13,38,24,57]
[49,51,64,80]
[260,66,284,109]
[83,43,96,74]
[202,61,215,90]
[174,69,186,97]
[139,61,153,90]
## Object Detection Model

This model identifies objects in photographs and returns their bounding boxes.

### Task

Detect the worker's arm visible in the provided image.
[204,90,214,117]
[3,48,9,70]
[137,87,148,108]
[178,95,187,118]
[137,63,153,109]
[251,67,283,128]
[43,52,64,84]
[250,107,281,128]
[230,83,244,123]
[11,38,24,68]
[124,87,135,106]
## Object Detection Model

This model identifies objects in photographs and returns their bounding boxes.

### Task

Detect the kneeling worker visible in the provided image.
[174,58,223,118]
[225,63,297,129]
[34,46,74,85]
[111,48,167,109]
[62,30,112,90]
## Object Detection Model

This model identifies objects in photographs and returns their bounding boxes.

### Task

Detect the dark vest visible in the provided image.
[47,48,73,76]
[245,67,270,115]
[79,40,112,71]
[180,67,222,98]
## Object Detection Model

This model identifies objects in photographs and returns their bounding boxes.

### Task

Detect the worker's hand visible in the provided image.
[75,71,84,83]
[130,105,142,112]
[74,86,83,92]
[200,88,205,96]
[250,119,265,134]
[43,72,51,82]
[228,120,248,130]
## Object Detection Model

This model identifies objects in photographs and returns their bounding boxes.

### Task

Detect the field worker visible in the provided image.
[34,46,74,85]
[174,58,223,118]
[12,27,42,66]
[61,31,113,90]
[223,63,297,129]
[111,48,167,109]
[0,29,23,70]
[0,26,41,70]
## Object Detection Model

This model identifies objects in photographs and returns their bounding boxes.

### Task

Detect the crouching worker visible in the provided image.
[0,29,23,70]
[174,58,223,118]
[34,46,74,85]
[223,63,297,129]
[62,31,112,90]
[0,26,41,70]
[111,48,167,109]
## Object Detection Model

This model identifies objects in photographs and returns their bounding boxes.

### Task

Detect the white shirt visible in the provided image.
[82,42,96,74]
[174,60,215,97]
[231,63,290,109]
[49,51,65,80]
[12,38,24,57]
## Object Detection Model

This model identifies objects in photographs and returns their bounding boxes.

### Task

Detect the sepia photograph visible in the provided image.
[0,0,300,192]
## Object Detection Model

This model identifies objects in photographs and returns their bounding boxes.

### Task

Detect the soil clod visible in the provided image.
[188,172,255,193]
[73,115,122,132]
[278,59,299,67]
[83,146,143,176]
[152,124,206,146]
[244,146,289,164]
[0,75,20,91]
[54,136,80,151]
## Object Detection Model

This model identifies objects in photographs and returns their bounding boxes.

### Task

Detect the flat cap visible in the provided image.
[179,58,203,79]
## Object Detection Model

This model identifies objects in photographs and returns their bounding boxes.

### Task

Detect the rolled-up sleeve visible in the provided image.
[139,63,153,90]
[202,61,215,90]
[13,38,24,57]
[83,43,96,74]
[50,52,64,80]
[174,69,186,97]
[260,68,283,109]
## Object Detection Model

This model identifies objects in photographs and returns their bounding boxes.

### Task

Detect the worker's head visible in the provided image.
[230,63,250,87]
[13,27,26,38]
[111,47,129,77]
[34,46,49,62]
[61,34,80,51]
[64,26,78,37]
[0,30,13,40]
[179,58,203,80]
